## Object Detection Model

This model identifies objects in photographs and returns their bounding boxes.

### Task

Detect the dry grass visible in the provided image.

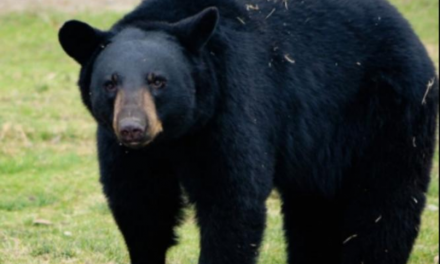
[0,0,141,13]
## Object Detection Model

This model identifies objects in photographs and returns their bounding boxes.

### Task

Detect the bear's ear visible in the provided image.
[172,7,220,53]
[58,20,107,65]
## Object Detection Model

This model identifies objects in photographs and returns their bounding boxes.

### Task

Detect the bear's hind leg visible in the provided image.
[341,186,425,264]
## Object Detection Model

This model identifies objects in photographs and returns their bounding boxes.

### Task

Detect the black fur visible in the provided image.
[58,0,439,263]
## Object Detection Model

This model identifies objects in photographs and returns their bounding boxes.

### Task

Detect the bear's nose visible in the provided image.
[119,121,146,145]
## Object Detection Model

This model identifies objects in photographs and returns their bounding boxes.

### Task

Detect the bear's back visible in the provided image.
[113,0,436,106]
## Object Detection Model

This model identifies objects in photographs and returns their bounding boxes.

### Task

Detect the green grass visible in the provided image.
[0,1,438,263]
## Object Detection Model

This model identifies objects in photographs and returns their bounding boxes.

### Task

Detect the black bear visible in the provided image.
[58,0,439,263]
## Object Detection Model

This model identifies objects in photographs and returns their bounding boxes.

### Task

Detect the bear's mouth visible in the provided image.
[122,140,149,149]
[119,135,156,149]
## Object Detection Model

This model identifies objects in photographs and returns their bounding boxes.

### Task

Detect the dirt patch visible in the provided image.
[425,44,440,72]
[0,0,141,13]
[426,44,439,61]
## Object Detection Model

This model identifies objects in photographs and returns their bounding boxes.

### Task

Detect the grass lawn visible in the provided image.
[0,1,438,263]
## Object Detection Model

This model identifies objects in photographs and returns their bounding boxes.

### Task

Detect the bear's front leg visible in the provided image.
[98,128,184,264]
[184,139,273,264]
[196,192,268,264]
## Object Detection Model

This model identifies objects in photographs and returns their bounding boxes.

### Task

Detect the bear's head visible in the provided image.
[58,8,219,149]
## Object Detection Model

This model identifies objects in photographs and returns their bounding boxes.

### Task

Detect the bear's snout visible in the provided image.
[118,118,148,147]
[113,89,163,148]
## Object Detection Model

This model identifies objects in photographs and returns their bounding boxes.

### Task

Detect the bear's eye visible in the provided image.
[104,81,117,92]
[104,74,118,93]
[148,74,167,90]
